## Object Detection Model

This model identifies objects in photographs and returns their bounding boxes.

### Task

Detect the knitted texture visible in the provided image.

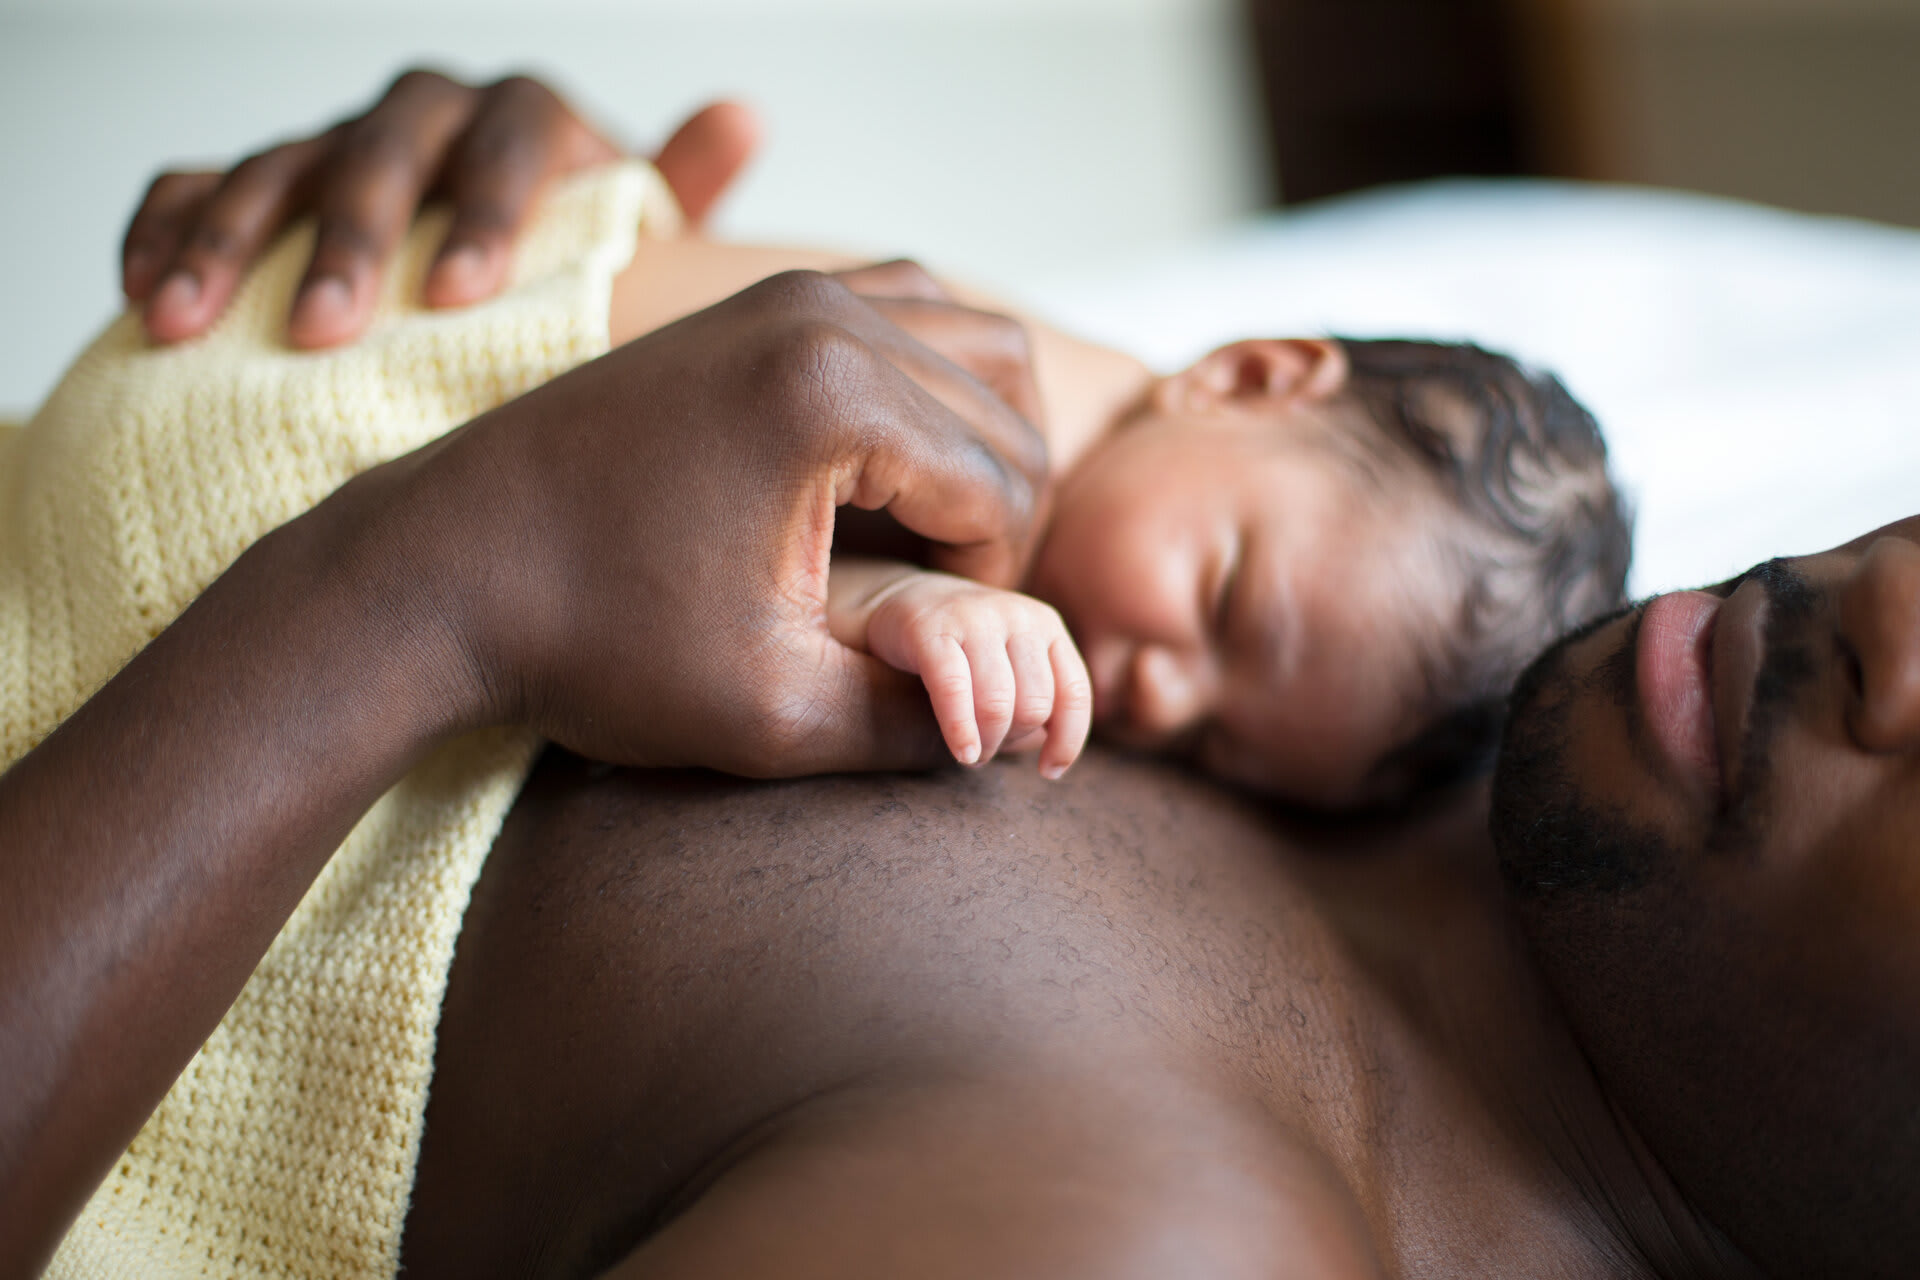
[14,162,671,1279]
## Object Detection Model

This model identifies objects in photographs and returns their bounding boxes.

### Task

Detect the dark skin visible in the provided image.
[0,268,1049,1276]
[7,75,1774,1277]
[403,750,1752,1278]
[123,70,759,348]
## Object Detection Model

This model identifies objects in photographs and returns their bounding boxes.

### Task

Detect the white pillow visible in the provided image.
[1030,180,1920,596]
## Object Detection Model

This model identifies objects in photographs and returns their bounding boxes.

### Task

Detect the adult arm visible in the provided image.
[125,69,759,347]
[0,271,1043,1274]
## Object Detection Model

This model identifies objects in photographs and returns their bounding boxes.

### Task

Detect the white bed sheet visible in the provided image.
[1029,181,1920,597]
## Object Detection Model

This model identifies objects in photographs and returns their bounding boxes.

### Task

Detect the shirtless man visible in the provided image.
[5,76,1906,1280]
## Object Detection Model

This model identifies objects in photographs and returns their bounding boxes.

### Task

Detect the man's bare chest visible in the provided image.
[400,749,1383,1277]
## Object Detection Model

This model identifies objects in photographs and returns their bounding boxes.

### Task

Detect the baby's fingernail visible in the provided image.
[957,742,980,765]
[294,277,353,332]
[1041,763,1067,781]
[152,272,199,315]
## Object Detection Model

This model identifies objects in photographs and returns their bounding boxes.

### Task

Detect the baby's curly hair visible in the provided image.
[1331,338,1632,803]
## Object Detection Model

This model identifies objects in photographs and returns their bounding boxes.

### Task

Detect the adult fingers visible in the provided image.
[860,294,1046,437]
[123,170,220,303]
[142,140,331,343]
[831,299,1047,586]
[829,344,1041,591]
[288,70,477,348]
[744,643,952,776]
[423,76,620,309]
[830,258,951,303]
[652,99,760,229]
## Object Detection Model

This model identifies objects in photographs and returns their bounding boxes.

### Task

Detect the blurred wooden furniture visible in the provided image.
[1250,0,1920,228]
[1248,0,1536,205]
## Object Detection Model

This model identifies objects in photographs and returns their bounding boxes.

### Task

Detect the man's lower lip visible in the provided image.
[1636,590,1724,802]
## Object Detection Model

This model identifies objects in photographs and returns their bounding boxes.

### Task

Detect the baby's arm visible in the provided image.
[829,560,1091,778]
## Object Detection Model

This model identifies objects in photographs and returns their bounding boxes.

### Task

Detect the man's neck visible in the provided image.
[1281,790,1761,1280]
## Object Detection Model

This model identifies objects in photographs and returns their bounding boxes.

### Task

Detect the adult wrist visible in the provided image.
[254,446,509,755]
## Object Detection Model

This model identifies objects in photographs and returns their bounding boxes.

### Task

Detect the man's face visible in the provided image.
[1490,513,1920,1277]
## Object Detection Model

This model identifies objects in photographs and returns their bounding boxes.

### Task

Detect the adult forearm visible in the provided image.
[0,475,472,1273]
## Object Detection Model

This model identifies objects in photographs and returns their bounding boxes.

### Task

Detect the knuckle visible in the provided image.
[228,143,306,188]
[749,268,848,316]
[339,120,424,174]
[976,691,1017,723]
[457,117,543,178]
[144,170,199,203]
[928,670,975,701]
[754,314,867,420]
[877,257,940,294]
[1058,676,1094,711]
[387,67,460,100]
[1015,690,1053,721]
[311,214,381,264]
[226,151,281,188]
[183,220,242,261]
[487,73,562,113]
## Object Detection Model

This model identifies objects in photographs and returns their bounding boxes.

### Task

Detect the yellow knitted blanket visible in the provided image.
[10,161,669,1279]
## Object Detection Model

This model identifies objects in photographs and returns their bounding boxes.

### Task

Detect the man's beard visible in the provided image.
[1490,561,1819,897]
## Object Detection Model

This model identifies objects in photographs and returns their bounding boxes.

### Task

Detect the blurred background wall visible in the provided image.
[4,0,1917,415]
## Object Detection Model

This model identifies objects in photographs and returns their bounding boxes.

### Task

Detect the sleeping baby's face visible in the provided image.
[1026,341,1462,808]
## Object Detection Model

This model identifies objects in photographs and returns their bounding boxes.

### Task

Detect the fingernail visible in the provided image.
[958,742,980,765]
[439,243,487,285]
[152,272,199,314]
[294,277,353,330]
[1042,763,1067,781]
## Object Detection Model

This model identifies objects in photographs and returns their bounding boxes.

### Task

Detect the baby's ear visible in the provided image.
[1167,339,1350,411]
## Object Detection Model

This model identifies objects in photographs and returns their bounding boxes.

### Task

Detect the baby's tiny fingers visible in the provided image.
[1005,632,1056,744]
[916,632,982,765]
[965,634,1019,762]
[1041,637,1094,780]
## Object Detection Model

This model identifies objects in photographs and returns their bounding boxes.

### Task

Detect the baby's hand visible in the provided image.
[863,572,1091,778]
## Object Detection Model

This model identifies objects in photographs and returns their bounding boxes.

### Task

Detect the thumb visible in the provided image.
[760,642,953,775]
[652,100,761,228]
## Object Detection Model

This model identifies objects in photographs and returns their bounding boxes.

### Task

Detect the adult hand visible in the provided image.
[818,260,1052,578]
[0,268,1044,1272]
[379,269,1045,775]
[123,69,759,348]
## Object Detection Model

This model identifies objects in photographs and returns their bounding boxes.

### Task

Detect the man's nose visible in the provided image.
[1127,645,1217,738]
[1838,536,1920,752]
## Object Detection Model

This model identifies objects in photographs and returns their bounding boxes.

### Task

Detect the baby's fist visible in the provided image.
[865,574,1091,778]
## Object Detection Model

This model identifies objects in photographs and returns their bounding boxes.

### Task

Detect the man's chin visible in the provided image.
[1490,636,1673,898]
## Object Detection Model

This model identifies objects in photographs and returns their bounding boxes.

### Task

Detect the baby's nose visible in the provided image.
[1126,645,1216,739]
